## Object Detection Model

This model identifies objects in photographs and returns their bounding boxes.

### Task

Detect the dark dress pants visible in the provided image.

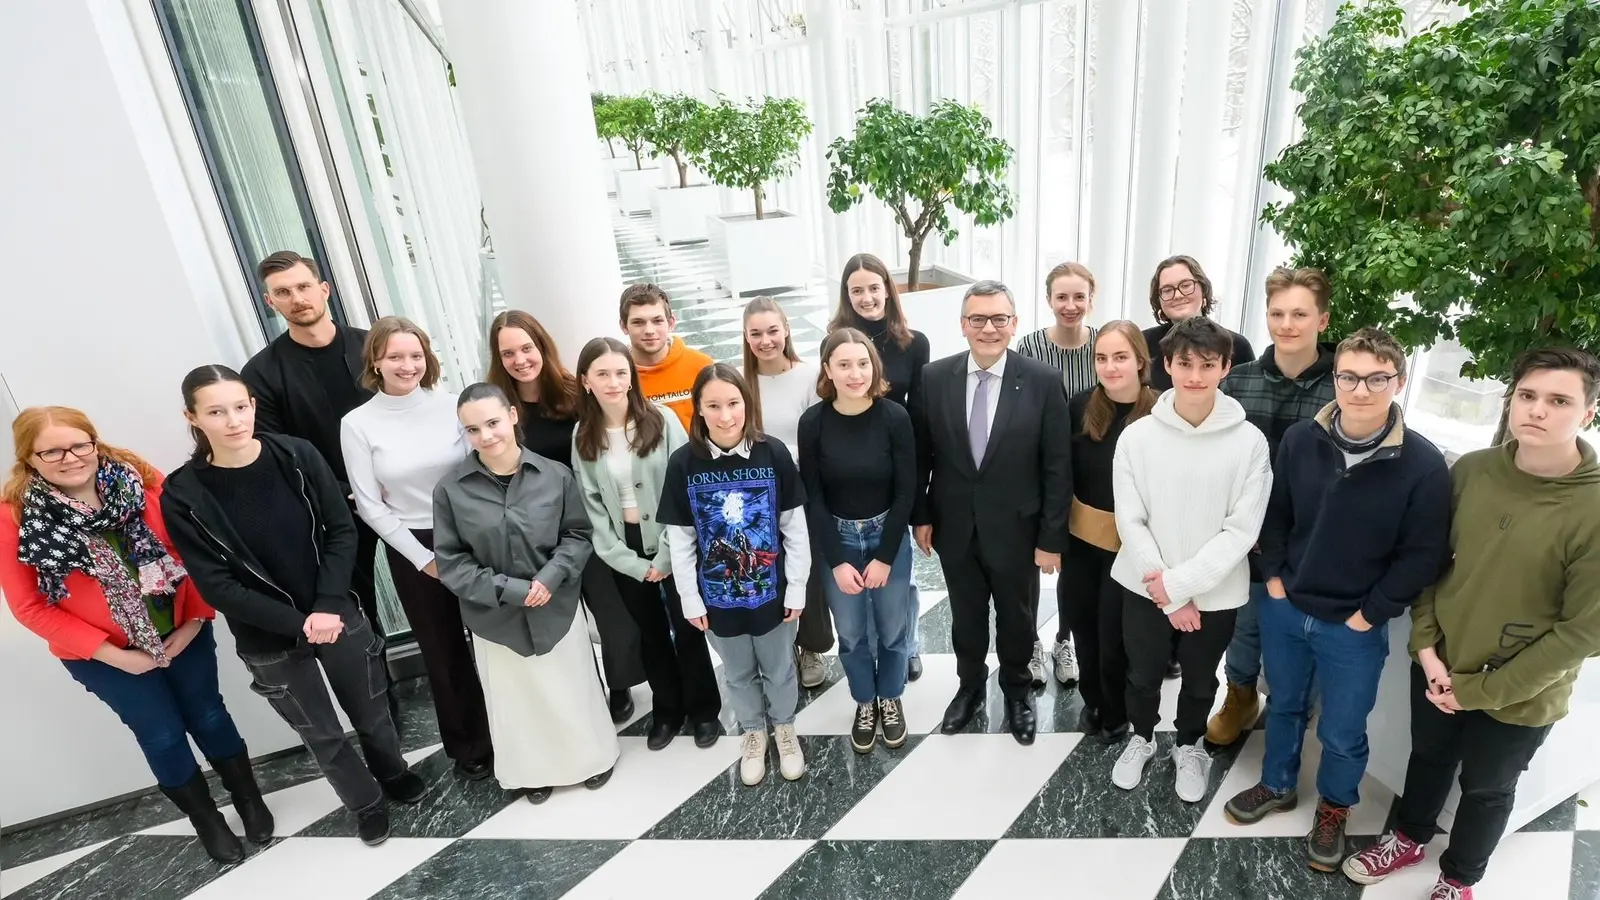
[940,535,1039,700]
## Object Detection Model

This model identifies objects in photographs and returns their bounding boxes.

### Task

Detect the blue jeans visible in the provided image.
[1223,581,1271,687]
[1258,596,1389,808]
[822,512,914,703]
[62,622,246,788]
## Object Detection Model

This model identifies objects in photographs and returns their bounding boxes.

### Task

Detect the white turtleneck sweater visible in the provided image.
[341,387,469,570]
[1110,390,1272,614]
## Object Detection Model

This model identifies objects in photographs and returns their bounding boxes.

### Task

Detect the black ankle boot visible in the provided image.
[210,754,275,844]
[162,772,244,863]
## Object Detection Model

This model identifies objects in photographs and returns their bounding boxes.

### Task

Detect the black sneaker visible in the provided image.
[878,698,907,749]
[1077,705,1102,734]
[356,806,391,847]
[454,758,493,781]
[1307,799,1352,872]
[584,767,615,790]
[1224,783,1299,824]
[850,702,878,753]
[524,786,554,804]
[381,771,428,805]
[608,688,635,723]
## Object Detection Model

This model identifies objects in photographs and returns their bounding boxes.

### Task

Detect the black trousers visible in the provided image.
[611,523,721,724]
[1123,588,1236,745]
[795,567,836,653]
[582,553,646,692]
[1395,662,1552,886]
[941,537,1038,699]
[238,615,407,814]
[385,531,493,764]
[1059,538,1127,729]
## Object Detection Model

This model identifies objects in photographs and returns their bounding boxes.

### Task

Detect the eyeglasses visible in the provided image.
[1335,372,1397,392]
[963,314,1014,330]
[35,441,96,463]
[1157,279,1200,301]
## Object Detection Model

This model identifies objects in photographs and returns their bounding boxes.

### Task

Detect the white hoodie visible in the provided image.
[1110,390,1272,614]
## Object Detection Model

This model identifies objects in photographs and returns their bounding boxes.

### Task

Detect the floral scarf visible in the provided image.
[16,461,187,661]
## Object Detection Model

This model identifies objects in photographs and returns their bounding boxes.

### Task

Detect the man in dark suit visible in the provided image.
[911,280,1073,744]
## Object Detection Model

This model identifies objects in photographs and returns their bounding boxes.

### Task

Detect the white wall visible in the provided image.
[0,0,306,828]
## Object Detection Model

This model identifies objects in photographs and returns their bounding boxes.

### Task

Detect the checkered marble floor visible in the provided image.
[6,212,1597,900]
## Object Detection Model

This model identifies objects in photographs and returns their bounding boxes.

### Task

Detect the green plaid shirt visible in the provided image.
[1220,344,1338,462]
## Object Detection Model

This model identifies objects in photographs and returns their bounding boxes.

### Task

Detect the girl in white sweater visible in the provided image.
[1107,317,1271,804]
[341,317,492,780]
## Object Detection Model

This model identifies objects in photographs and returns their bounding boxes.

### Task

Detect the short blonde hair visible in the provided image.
[361,316,442,391]
[1264,266,1332,313]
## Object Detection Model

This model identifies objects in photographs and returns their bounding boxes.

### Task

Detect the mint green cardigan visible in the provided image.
[570,407,688,582]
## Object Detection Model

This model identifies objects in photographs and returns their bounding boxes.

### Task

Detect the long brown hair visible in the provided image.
[740,296,802,397]
[687,363,765,458]
[5,407,161,521]
[817,328,889,402]
[573,336,667,463]
[1082,320,1159,441]
[829,253,914,351]
[486,310,579,419]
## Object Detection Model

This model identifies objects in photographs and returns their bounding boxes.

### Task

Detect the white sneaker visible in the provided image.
[1053,638,1079,684]
[1112,734,1156,790]
[1028,640,1047,686]
[1172,740,1213,803]
[739,729,768,786]
[773,723,806,781]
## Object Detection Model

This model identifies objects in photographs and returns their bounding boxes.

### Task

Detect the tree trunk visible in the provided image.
[906,238,924,292]
[633,146,642,169]
[754,186,765,220]
[673,150,688,189]
[607,140,617,159]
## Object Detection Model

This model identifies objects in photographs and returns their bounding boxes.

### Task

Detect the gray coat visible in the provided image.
[432,448,592,657]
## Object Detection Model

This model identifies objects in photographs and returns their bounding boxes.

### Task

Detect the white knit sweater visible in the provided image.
[1110,390,1272,613]
[341,388,469,570]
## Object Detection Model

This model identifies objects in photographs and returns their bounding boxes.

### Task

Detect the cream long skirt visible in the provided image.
[472,607,620,790]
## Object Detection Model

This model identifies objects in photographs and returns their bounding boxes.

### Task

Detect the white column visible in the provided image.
[1085,0,1141,321]
[728,0,755,97]
[604,0,636,94]
[1221,0,1287,330]
[1125,0,1189,310]
[437,0,623,366]
[804,0,852,281]
[1170,1,1230,271]
[634,0,666,90]
[695,0,727,96]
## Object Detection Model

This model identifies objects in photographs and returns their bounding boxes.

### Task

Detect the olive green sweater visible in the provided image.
[1410,439,1600,726]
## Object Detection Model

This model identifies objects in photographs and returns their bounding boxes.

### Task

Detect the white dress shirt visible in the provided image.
[965,351,1008,439]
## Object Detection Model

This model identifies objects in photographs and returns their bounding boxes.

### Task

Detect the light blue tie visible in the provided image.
[970,370,994,466]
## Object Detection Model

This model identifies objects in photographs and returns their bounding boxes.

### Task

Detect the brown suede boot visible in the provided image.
[1206,682,1261,746]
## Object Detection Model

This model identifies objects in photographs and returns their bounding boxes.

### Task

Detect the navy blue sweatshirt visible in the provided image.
[1256,404,1453,625]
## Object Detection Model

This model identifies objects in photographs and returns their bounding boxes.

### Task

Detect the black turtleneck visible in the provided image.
[1068,390,1138,512]
[858,317,931,409]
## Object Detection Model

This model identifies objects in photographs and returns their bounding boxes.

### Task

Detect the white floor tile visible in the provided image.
[1192,729,1395,838]
[1358,830,1574,900]
[564,840,812,900]
[463,737,742,840]
[916,589,947,616]
[955,838,1187,899]
[183,837,453,900]
[1154,663,1228,733]
[1576,779,1600,830]
[0,841,110,897]
[825,733,1081,840]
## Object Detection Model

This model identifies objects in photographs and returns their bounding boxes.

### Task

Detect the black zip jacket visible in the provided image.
[241,326,370,487]
[162,433,360,653]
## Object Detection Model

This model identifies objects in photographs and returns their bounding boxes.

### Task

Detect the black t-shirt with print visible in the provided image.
[656,438,805,638]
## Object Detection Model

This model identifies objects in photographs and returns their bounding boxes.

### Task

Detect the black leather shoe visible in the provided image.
[692,720,722,748]
[584,767,615,790]
[1077,705,1102,735]
[381,771,428,805]
[907,654,924,682]
[647,718,681,751]
[161,771,244,863]
[524,786,554,804]
[356,806,391,847]
[1007,697,1037,746]
[454,758,493,781]
[609,688,636,723]
[209,753,275,844]
[1100,721,1131,744]
[940,687,983,734]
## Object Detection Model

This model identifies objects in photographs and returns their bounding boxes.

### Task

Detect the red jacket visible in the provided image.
[0,479,214,660]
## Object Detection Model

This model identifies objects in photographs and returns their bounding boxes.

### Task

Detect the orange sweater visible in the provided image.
[637,337,714,431]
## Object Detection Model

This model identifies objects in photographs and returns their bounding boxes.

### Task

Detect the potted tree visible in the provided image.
[609,94,661,214]
[826,97,1015,335]
[641,92,719,244]
[700,95,814,297]
[592,93,635,182]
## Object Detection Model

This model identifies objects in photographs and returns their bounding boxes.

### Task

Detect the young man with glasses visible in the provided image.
[1223,327,1452,874]
[910,280,1073,746]
[1142,255,1256,392]
[1343,347,1600,900]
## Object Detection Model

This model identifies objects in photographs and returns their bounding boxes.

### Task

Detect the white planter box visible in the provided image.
[891,264,977,361]
[650,184,720,245]
[706,210,812,298]
[615,166,662,214]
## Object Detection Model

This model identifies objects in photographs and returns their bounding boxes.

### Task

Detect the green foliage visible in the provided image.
[639,92,714,188]
[592,94,623,158]
[1263,0,1600,391]
[826,98,1015,291]
[699,95,813,219]
[603,95,657,169]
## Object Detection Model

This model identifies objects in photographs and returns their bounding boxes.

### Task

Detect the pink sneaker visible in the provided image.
[1340,830,1425,884]
[1430,875,1473,900]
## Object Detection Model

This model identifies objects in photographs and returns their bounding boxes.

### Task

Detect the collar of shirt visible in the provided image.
[967,350,1008,380]
[708,439,753,460]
